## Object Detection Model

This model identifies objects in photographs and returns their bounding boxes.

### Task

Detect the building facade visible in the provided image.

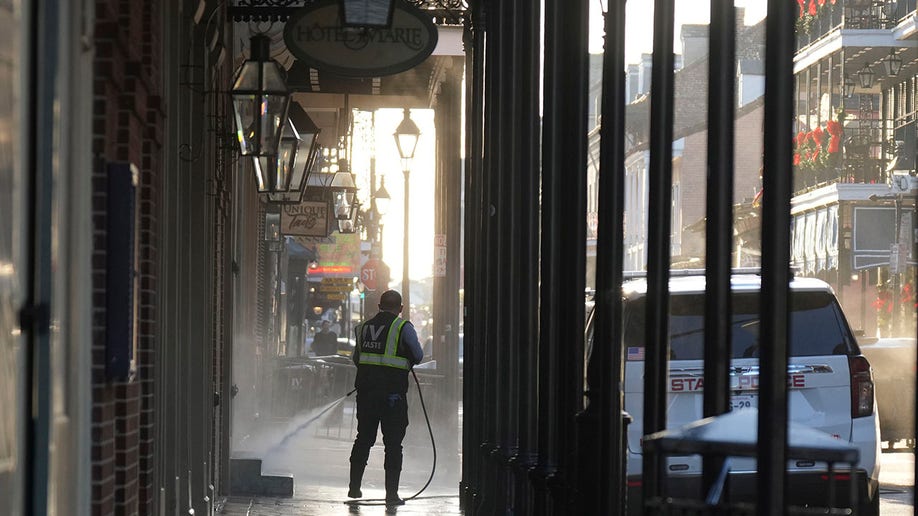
[2,1,247,514]
[588,13,767,273]
[789,0,917,336]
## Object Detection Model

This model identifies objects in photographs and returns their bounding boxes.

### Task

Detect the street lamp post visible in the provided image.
[393,108,420,319]
[373,176,391,248]
[893,195,902,335]
[402,167,411,318]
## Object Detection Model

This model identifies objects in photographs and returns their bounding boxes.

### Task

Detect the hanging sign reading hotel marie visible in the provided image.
[283,0,438,77]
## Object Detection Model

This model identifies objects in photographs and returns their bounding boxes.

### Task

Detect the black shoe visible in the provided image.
[348,487,362,498]
[385,496,405,506]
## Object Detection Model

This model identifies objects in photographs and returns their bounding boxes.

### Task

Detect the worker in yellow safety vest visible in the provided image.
[347,290,423,506]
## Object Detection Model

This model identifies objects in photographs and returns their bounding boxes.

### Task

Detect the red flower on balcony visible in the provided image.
[873,291,892,313]
[797,0,836,32]
[793,110,845,177]
[812,126,824,146]
[902,283,914,306]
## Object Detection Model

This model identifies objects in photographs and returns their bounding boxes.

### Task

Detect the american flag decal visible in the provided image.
[627,347,645,360]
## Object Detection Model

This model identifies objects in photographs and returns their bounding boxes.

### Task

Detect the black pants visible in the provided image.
[349,392,409,478]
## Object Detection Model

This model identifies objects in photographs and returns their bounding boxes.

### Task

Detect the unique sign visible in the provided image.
[284,0,438,77]
[281,201,329,237]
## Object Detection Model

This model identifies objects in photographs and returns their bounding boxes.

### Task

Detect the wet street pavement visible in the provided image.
[879,445,915,515]
[218,486,462,516]
[220,450,914,515]
[218,400,913,516]
[220,396,463,516]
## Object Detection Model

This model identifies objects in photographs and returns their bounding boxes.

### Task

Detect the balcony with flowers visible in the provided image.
[795,0,899,51]
[792,106,896,194]
[793,111,848,192]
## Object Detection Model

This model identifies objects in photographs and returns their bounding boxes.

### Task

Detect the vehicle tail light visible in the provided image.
[849,356,874,418]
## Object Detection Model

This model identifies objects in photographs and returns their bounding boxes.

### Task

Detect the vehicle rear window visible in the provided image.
[623,291,853,360]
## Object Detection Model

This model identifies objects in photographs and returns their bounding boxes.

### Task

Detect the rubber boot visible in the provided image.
[348,462,364,498]
[385,469,404,505]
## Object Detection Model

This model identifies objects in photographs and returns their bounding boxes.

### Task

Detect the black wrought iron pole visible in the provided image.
[588,0,629,513]
[460,5,484,508]
[510,0,542,512]
[535,0,589,511]
[479,1,502,509]
[534,0,563,503]
[759,0,796,514]
[703,0,736,497]
[495,0,520,512]
[643,0,676,507]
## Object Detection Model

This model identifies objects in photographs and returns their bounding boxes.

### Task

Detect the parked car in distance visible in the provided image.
[336,337,356,356]
[586,272,881,514]
[412,333,463,377]
[859,337,916,449]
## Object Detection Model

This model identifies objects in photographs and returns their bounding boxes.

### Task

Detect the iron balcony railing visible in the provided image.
[793,160,888,195]
[892,0,918,20]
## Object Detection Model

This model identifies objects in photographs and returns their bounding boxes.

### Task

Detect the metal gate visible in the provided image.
[460,1,818,515]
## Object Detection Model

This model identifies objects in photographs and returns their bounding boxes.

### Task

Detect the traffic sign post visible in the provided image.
[361,259,380,292]
[361,258,389,292]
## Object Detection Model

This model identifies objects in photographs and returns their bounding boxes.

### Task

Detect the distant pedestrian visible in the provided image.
[312,320,338,356]
[348,290,423,506]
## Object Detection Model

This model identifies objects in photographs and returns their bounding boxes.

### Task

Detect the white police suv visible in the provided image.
[588,272,881,514]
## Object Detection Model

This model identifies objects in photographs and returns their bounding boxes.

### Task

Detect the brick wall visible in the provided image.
[91,1,163,515]
[678,98,765,261]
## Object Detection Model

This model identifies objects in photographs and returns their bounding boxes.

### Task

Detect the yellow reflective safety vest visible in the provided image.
[356,316,410,370]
